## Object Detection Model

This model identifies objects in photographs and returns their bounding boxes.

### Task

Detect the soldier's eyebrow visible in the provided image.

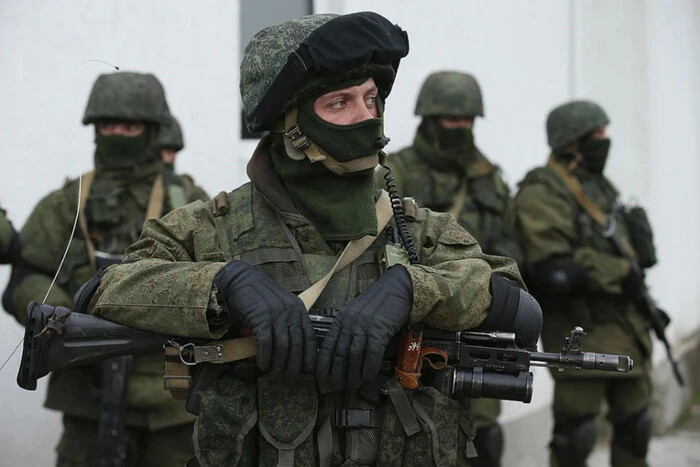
[322,84,378,102]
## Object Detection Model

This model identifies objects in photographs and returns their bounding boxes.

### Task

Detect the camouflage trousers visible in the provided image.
[551,376,652,467]
[55,415,194,467]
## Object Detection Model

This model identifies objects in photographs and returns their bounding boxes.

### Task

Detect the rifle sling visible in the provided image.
[546,158,636,258]
[78,171,166,272]
[164,191,394,397]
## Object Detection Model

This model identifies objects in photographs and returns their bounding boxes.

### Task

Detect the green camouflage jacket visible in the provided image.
[515,164,652,378]
[3,169,209,430]
[378,133,523,266]
[0,207,19,264]
[88,137,523,466]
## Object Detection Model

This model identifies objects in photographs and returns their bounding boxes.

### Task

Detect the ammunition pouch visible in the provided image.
[190,369,473,467]
[623,206,657,269]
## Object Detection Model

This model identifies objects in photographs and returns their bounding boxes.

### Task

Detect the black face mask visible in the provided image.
[579,138,611,174]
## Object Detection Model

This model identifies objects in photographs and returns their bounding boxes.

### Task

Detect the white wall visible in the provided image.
[1,1,698,465]
[0,1,243,464]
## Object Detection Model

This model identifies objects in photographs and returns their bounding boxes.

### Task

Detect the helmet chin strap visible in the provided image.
[271,108,385,176]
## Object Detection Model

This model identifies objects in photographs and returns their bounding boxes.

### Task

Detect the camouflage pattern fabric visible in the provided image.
[158,114,184,151]
[0,207,19,264]
[378,132,523,266]
[546,101,609,152]
[82,72,172,125]
[88,137,523,466]
[3,170,209,433]
[240,14,337,122]
[414,71,484,117]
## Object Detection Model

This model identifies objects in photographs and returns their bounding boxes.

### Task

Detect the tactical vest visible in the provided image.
[388,147,512,258]
[519,167,653,378]
[192,183,476,467]
[45,171,202,429]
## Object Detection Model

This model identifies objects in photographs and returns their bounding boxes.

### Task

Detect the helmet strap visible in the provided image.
[271,108,383,175]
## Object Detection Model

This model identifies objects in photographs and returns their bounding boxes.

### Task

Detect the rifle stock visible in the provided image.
[17,302,168,391]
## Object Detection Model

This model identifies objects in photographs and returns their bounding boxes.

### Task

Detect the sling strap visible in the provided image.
[164,191,395,396]
[77,171,166,272]
[546,158,636,259]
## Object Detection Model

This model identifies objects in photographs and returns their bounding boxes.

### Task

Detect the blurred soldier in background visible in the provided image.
[515,100,659,467]
[157,113,184,169]
[157,114,209,209]
[0,207,20,265]
[376,70,523,467]
[2,72,209,466]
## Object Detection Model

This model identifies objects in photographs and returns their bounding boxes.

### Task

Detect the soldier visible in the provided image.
[75,12,542,467]
[515,100,658,466]
[156,114,207,211]
[157,114,184,169]
[2,72,209,466]
[0,208,20,264]
[376,71,522,467]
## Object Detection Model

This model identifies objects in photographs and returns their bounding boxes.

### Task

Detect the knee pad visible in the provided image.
[472,422,504,467]
[613,408,652,458]
[550,416,597,467]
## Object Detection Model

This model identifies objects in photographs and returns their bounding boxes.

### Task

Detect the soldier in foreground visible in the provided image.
[75,12,543,466]
[516,101,661,467]
[377,71,522,467]
[0,208,20,265]
[2,72,209,466]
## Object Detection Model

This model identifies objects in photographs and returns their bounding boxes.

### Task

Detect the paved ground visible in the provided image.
[589,402,700,466]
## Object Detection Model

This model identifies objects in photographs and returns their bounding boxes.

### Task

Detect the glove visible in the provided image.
[621,262,645,300]
[213,260,316,374]
[316,265,412,392]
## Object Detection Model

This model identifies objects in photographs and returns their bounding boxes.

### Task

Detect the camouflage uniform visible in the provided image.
[0,207,20,264]
[80,13,536,467]
[2,72,209,466]
[515,101,655,467]
[376,71,522,467]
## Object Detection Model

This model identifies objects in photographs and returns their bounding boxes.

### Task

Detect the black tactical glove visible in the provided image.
[621,262,645,300]
[316,265,412,392]
[213,260,316,374]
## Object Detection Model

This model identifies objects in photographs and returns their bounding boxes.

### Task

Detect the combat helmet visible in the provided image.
[546,100,609,152]
[240,12,410,133]
[415,71,484,118]
[157,115,184,151]
[82,72,171,125]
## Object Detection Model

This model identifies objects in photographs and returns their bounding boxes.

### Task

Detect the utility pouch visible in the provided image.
[377,383,462,467]
[257,373,318,466]
[193,372,258,467]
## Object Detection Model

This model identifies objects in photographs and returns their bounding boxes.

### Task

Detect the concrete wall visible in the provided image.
[1,1,698,465]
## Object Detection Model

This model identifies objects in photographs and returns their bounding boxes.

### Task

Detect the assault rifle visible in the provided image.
[603,215,684,386]
[18,303,633,403]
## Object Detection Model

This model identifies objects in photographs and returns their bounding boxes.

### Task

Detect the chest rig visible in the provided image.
[394,148,506,251]
[77,170,188,271]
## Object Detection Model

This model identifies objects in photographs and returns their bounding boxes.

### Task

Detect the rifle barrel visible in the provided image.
[530,351,633,372]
